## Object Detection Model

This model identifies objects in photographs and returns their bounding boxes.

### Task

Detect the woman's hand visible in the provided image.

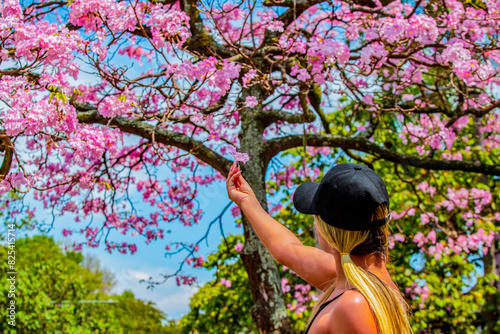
[226,161,256,207]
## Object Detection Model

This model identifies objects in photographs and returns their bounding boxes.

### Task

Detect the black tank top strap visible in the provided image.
[302,289,355,334]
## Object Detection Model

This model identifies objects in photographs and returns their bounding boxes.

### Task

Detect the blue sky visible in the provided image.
[20,176,241,321]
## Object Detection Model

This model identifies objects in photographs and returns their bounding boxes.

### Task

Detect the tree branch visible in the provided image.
[259,109,315,127]
[263,134,500,176]
[179,0,235,59]
[261,0,325,47]
[76,109,232,176]
[308,83,331,134]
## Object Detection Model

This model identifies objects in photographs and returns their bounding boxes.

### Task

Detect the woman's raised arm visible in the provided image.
[226,162,336,291]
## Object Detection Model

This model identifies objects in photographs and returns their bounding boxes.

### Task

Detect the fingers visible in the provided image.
[234,171,244,190]
[227,163,243,194]
[228,162,240,179]
[229,169,241,186]
[227,164,237,182]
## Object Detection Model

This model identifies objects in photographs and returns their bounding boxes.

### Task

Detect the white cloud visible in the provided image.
[111,266,199,320]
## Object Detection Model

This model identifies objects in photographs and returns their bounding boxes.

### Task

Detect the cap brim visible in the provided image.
[293,182,319,214]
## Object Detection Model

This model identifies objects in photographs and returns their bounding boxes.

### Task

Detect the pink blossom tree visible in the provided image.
[1,0,500,332]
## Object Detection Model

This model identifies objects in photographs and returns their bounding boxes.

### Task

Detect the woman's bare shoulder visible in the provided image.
[328,290,378,334]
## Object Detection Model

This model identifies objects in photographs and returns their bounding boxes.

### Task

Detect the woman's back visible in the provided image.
[305,268,398,334]
[305,289,376,334]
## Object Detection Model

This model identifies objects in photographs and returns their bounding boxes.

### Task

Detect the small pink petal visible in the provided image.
[228,146,249,163]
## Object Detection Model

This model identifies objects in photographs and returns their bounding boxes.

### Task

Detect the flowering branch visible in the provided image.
[264,134,500,176]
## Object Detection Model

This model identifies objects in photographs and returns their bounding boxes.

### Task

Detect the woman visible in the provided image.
[226,162,412,334]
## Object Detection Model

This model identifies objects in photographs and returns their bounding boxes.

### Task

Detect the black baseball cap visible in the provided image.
[293,163,390,231]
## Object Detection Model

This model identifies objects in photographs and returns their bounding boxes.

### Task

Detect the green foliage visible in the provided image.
[0,235,175,334]
[114,290,174,334]
[180,235,257,334]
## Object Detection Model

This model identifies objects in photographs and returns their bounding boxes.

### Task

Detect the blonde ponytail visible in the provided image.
[307,205,412,334]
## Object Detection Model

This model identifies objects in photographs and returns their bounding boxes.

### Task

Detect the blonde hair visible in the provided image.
[306,204,412,334]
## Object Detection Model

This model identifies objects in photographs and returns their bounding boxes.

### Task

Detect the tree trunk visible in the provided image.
[238,88,294,333]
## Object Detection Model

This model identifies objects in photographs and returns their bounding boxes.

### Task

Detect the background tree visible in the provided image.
[0,235,177,333]
[1,0,500,332]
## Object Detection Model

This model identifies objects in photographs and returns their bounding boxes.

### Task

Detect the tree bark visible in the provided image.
[238,87,294,333]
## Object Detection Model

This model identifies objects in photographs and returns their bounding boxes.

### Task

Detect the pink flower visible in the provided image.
[209,131,220,141]
[190,112,203,123]
[220,278,232,287]
[98,93,136,118]
[227,146,249,163]
[62,229,73,237]
[242,69,257,87]
[267,21,284,32]
[0,180,11,194]
[413,232,425,247]
[245,96,258,108]
[427,230,437,244]
[394,234,405,242]
[402,94,414,101]
[128,244,137,254]
[234,242,243,252]
[296,68,311,81]
[281,278,291,293]
[363,94,374,105]
[231,206,241,218]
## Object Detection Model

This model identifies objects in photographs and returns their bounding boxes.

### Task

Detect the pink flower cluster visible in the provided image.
[1,72,80,136]
[176,276,196,286]
[406,282,430,309]
[1,1,82,67]
[286,283,317,315]
[145,4,190,47]
[441,41,495,85]
[286,38,350,84]
[387,233,406,249]
[413,228,495,260]
[281,278,291,293]
[98,91,138,118]
[156,175,205,227]
[416,182,437,197]
[69,0,136,32]
[228,146,249,163]
[378,15,438,45]
[220,278,232,288]
[435,187,493,214]
[401,114,460,154]
[166,57,241,94]
[269,165,321,192]
[68,126,122,164]
[210,3,246,42]
[186,256,204,268]
[231,206,241,218]
[281,266,319,315]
